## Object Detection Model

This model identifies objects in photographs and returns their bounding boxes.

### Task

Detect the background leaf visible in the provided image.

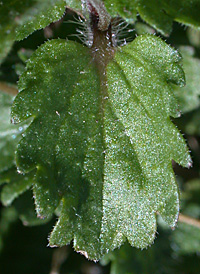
[0,91,29,172]
[174,46,200,113]
[104,0,200,35]
[0,168,33,206]
[1,0,200,64]
[0,0,66,64]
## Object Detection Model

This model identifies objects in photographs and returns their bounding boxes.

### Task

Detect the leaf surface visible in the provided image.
[0,0,66,63]
[0,168,34,206]
[0,92,28,172]
[11,35,191,260]
[104,0,200,35]
[13,190,52,226]
[12,39,104,259]
[0,91,36,214]
[100,35,191,252]
[104,0,137,22]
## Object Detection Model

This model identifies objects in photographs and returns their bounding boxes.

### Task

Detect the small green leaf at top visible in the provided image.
[11,33,191,260]
[0,0,66,63]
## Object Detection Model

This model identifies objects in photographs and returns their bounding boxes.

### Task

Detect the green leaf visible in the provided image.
[11,35,191,260]
[134,22,155,35]
[104,0,200,35]
[0,167,51,225]
[101,220,200,274]
[99,35,191,253]
[0,167,34,206]
[174,46,200,113]
[101,237,173,274]
[12,39,104,259]
[137,0,200,35]
[0,0,66,63]
[13,190,52,226]
[0,92,28,172]
[104,0,137,22]
[0,91,33,207]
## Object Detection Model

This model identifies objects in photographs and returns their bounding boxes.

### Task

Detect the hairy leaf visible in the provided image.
[12,40,104,259]
[11,35,191,260]
[0,0,66,63]
[104,0,200,35]
[101,238,173,274]
[104,0,137,22]
[13,190,52,226]
[100,35,191,253]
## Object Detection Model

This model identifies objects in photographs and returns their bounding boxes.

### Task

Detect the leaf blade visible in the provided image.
[104,0,200,35]
[11,35,191,260]
[0,0,66,63]
[100,35,191,250]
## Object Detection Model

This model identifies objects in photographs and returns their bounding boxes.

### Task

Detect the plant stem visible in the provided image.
[49,246,68,274]
[179,213,200,229]
[0,82,18,96]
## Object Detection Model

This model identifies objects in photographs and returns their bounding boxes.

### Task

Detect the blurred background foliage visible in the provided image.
[0,6,200,274]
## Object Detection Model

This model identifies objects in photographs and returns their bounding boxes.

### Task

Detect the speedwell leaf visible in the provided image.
[104,0,200,35]
[11,35,191,260]
[12,40,104,259]
[0,0,66,63]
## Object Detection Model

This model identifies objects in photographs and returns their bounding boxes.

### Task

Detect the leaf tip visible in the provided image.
[186,160,193,169]
[76,249,90,260]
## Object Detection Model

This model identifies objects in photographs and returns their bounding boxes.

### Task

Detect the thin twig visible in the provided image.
[49,246,69,274]
[0,82,18,96]
[179,213,200,229]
